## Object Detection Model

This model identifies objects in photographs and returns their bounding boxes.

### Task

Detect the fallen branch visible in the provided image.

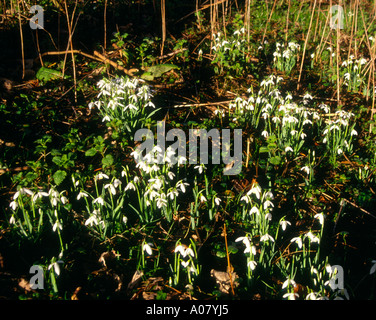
[36,50,138,76]
[0,166,30,175]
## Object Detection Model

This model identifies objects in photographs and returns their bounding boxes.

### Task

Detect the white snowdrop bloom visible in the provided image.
[143,242,153,256]
[305,231,320,244]
[261,130,269,138]
[9,215,16,225]
[290,236,303,249]
[263,200,274,210]
[102,115,111,122]
[351,129,358,136]
[199,194,207,203]
[260,234,274,242]
[156,195,168,208]
[337,148,343,155]
[167,171,175,180]
[96,172,109,180]
[113,179,122,188]
[248,260,257,271]
[301,166,310,175]
[77,191,89,200]
[314,213,324,225]
[282,277,297,289]
[250,206,260,216]
[235,236,252,253]
[303,93,313,100]
[214,196,221,206]
[247,184,262,200]
[104,183,116,195]
[280,219,291,231]
[301,132,307,140]
[93,196,105,206]
[167,188,178,200]
[9,201,18,210]
[53,220,63,232]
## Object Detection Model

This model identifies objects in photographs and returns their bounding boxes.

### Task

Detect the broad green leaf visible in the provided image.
[269,156,282,166]
[36,67,66,82]
[53,170,67,186]
[85,148,97,157]
[102,154,114,167]
[141,64,179,80]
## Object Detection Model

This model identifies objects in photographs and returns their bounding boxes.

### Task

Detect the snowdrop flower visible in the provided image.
[9,215,16,224]
[32,190,49,203]
[176,180,189,193]
[306,292,318,300]
[125,181,136,191]
[337,148,343,155]
[9,201,18,210]
[235,236,254,254]
[248,260,257,271]
[85,213,100,227]
[167,171,175,180]
[104,183,116,195]
[102,115,111,122]
[214,196,221,206]
[247,184,262,199]
[282,277,297,289]
[283,292,299,300]
[250,206,260,216]
[290,236,303,249]
[156,194,168,208]
[260,234,274,242]
[53,220,63,232]
[143,242,153,256]
[175,245,194,258]
[181,260,190,268]
[263,200,274,210]
[96,172,109,180]
[285,146,293,153]
[167,188,179,200]
[77,191,89,200]
[199,193,207,203]
[280,219,291,231]
[305,231,320,243]
[301,133,307,140]
[314,213,324,225]
[301,166,310,175]
[351,129,358,136]
[48,260,63,276]
[93,196,105,206]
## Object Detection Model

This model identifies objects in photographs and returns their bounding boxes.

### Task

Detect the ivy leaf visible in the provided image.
[102,154,114,167]
[53,170,67,186]
[85,148,97,157]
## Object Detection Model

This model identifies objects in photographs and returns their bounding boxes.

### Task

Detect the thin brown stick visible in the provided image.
[261,0,277,45]
[223,223,235,296]
[297,0,317,91]
[93,50,138,76]
[160,0,166,56]
[17,0,25,79]
[104,0,108,50]
[336,6,340,108]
